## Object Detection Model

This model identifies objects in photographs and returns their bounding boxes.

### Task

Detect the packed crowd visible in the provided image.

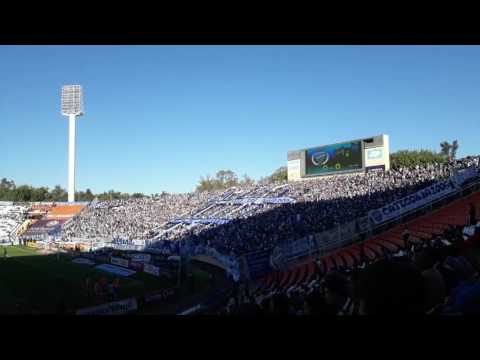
[222,220,480,315]
[61,191,223,242]
[152,157,479,256]
[59,156,479,258]
[0,204,27,242]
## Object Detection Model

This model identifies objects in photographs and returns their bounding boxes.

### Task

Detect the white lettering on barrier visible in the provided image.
[130,253,151,263]
[368,179,457,225]
[76,298,138,315]
[452,166,477,187]
[143,263,160,277]
[178,304,202,315]
[111,257,129,268]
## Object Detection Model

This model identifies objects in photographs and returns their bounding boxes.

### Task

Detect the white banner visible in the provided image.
[143,263,160,277]
[452,166,478,187]
[111,256,129,268]
[369,179,457,225]
[178,304,202,315]
[280,236,315,262]
[132,239,146,246]
[129,253,151,263]
[96,264,136,277]
[111,243,144,251]
[76,298,138,315]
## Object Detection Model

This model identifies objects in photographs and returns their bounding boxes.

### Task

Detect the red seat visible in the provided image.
[364,241,383,256]
[293,264,307,287]
[303,262,315,285]
[345,247,361,263]
[363,246,376,260]
[332,253,345,268]
[371,238,398,252]
[340,251,355,267]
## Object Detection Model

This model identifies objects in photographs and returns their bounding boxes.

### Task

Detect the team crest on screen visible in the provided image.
[311,151,329,166]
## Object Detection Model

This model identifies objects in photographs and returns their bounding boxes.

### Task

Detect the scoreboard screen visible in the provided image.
[305,141,363,175]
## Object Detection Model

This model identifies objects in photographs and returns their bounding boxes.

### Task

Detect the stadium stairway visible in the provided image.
[257,189,480,293]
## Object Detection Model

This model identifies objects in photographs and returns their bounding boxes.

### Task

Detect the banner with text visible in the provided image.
[143,263,161,277]
[452,166,478,187]
[111,256,130,268]
[215,196,295,205]
[129,253,151,263]
[243,249,272,280]
[369,179,457,225]
[76,298,138,315]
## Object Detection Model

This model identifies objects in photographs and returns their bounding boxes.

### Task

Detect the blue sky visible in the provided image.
[1,45,479,194]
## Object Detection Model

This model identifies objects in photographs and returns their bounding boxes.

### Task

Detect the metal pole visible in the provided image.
[68,114,76,202]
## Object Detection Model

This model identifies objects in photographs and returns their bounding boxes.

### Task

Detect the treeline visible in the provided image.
[195,167,287,192]
[390,150,447,169]
[1,141,463,200]
[390,139,459,170]
[0,178,147,202]
[195,140,461,192]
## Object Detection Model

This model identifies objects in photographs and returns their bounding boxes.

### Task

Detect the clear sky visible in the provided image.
[1,45,479,194]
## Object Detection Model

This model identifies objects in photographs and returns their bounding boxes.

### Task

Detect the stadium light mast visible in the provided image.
[61,85,84,203]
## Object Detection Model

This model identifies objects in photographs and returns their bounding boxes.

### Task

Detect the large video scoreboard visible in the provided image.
[287,134,390,181]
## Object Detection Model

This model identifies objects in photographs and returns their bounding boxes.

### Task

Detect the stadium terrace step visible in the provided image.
[413,225,443,236]
[267,273,279,291]
[280,269,292,289]
[332,253,345,269]
[285,266,301,289]
[342,251,355,267]
[363,246,376,260]
[296,264,307,286]
[324,256,335,273]
[410,229,432,239]
[345,247,361,264]
[370,238,398,252]
[364,241,384,256]
[272,271,285,291]
[265,274,274,289]
[303,262,315,285]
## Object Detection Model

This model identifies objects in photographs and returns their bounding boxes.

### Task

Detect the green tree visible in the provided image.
[31,187,49,201]
[215,170,238,188]
[390,150,447,170]
[14,185,33,202]
[268,166,288,184]
[440,141,452,159]
[84,188,94,201]
[239,174,255,187]
[49,185,67,202]
[451,140,459,160]
[196,174,218,192]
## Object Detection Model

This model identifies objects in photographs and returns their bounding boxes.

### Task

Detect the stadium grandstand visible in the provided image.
[0,203,28,244]
[2,148,480,315]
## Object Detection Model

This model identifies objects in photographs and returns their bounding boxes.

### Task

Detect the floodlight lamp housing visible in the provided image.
[61,85,84,116]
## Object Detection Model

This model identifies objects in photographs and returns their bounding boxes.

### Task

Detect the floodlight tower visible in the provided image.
[61,85,84,203]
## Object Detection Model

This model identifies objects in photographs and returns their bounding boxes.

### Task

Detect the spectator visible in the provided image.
[469,203,477,226]
[443,278,480,314]
[355,259,426,315]
[322,271,355,315]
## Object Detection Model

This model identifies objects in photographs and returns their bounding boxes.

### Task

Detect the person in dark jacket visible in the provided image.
[356,258,426,315]
[322,271,355,315]
[469,203,477,226]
